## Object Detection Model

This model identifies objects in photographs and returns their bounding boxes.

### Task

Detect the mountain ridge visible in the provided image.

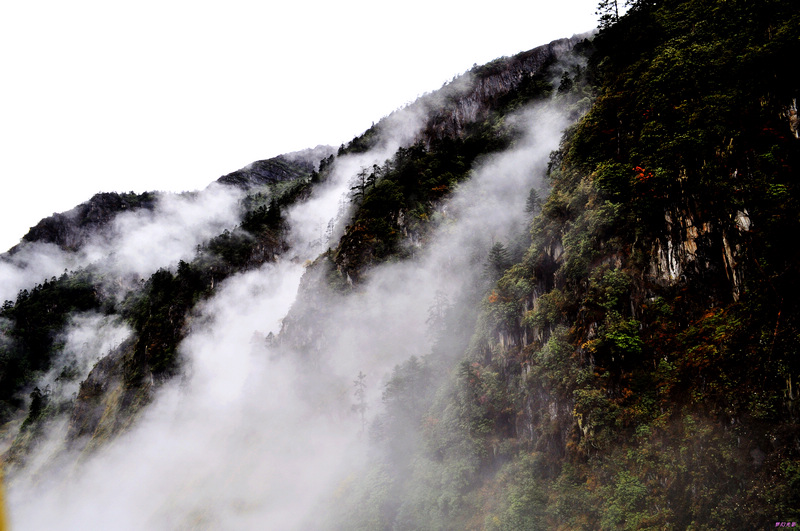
[2,6,799,527]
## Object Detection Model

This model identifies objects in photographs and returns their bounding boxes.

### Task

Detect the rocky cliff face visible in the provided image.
[14,191,156,252]
[4,5,798,526]
[0,147,318,464]
[216,146,334,188]
[422,36,586,142]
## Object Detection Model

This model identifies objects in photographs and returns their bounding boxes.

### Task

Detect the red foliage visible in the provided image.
[632,166,654,182]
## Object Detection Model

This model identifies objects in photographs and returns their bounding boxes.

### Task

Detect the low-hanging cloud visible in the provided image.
[287,103,431,258]
[0,242,79,304]
[40,312,132,404]
[79,183,244,282]
[7,91,573,530]
[0,183,244,308]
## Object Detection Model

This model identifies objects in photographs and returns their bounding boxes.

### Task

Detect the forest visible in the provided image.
[1,0,798,529]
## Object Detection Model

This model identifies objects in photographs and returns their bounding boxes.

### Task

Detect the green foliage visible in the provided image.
[330,56,570,283]
[525,187,543,216]
[324,464,394,530]
[604,317,642,357]
[485,453,549,531]
[596,0,620,29]
[339,124,380,156]
[20,386,49,430]
[121,261,209,381]
[241,198,281,234]
[205,229,255,268]
[300,2,800,527]
[530,326,579,392]
[525,289,568,330]
[346,1,800,527]
[485,242,511,282]
[0,271,102,421]
[333,131,506,280]
[557,71,574,95]
[600,470,648,529]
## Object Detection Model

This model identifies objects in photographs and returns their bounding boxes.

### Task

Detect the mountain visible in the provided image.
[15,191,158,252]
[216,146,335,189]
[2,1,799,528]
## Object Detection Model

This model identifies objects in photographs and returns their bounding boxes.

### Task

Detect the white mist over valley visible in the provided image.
[2,50,577,527]
[3,1,796,528]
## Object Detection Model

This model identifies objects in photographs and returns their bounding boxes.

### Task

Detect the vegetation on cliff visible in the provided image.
[324,0,800,528]
[0,161,316,452]
[2,1,799,527]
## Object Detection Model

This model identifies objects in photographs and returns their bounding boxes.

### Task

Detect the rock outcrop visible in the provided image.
[216,146,334,189]
[14,191,157,252]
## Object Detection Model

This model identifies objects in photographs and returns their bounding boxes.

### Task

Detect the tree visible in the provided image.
[366,164,382,189]
[266,198,281,228]
[351,165,383,201]
[426,290,451,338]
[525,187,543,216]
[22,386,49,429]
[557,71,574,94]
[597,0,620,28]
[485,242,511,281]
[350,168,370,201]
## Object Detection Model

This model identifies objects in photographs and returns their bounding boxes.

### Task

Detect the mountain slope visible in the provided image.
[287,1,800,529]
[321,1,800,528]
[1,4,799,528]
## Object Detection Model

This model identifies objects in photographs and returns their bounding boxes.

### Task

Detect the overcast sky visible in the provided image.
[0,0,599,252]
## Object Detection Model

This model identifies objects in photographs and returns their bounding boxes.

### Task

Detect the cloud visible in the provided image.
[6,95,572,530]
[0,183,244,312]
[286,104,430,258]
[40,313,132,403]
[80,184,244,282]
[0,243,78,304]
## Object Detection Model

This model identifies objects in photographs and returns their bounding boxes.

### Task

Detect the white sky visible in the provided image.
[0,0,598,252]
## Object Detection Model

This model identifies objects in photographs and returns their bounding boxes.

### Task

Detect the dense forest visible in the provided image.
[311,0,800,527]
[1,0,799,529]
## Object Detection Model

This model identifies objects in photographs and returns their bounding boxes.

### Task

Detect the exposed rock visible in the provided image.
[12,191,157,252]
[421,35,589,142]
[66,339,153,453]
[216,148,333,189]
[281,145,337,169]
[649,206,748,301]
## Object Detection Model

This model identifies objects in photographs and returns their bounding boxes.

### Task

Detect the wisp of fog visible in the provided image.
[5,99,569,530]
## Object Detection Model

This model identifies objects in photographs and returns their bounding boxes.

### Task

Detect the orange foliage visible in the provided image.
[632,165,654,182]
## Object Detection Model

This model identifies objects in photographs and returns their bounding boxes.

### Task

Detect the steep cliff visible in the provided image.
[278,36,591,364]
[422,36,588,142]
[216,146,333,189]
[298,1,800,528]
[2,4,799,528]
[0,155,322,462]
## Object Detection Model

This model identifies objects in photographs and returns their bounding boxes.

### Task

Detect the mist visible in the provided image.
[80,184,244,282]
[5,90,571,529]
[40,313,132,404]
[0,184,244,308]
[0,243,79,305]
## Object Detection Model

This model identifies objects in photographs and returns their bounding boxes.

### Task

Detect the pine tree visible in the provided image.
[485,242,511,281]
[266,198,281,228]
[596,0,619,28]
[525,187,543,215]
[426,290,451,337]
[557,71,574,94]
